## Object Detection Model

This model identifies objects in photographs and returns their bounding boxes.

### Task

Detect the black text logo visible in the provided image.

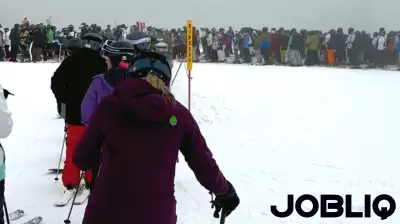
[271,194,396,220]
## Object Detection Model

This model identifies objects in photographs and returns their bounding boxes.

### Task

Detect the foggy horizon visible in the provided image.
[1,0,398,33]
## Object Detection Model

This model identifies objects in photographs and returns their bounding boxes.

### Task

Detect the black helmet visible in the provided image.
[126,51,172,87]
[81,33,103,50]
[102,40,136,62]
[126,31,151,51]
[154,42,168,56]
[66,38,82,54]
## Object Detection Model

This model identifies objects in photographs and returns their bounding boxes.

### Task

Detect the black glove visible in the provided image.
[3,89,14,99]
[210,181,240,219]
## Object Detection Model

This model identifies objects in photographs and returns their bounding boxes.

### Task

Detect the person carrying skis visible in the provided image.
[81,40,135,191]
[73,51,240,224]
[50,33,107,205]
[0,85,13,224]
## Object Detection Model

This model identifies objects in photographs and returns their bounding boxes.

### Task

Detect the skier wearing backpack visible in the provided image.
[73,51,240,224]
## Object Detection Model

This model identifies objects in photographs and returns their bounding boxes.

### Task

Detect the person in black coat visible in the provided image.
[32,25,46,62]
[9,24,20,62]
[335,28,347,64]
[50,34,107,194]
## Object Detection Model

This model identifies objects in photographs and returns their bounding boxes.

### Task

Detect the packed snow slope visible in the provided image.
[0,62,399,224]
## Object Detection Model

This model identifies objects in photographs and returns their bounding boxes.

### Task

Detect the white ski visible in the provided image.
[23,216,43,224]
[9,209,25,221]
[73,187,90,205]
[54,188,75,207]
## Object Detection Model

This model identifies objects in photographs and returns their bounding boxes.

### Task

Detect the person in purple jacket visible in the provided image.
[81,40,135,127]
[73,51,240,224]
[80,40,136,193]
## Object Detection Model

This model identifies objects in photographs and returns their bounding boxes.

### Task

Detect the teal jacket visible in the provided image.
[0,84,14,181]
[0,144,5,181]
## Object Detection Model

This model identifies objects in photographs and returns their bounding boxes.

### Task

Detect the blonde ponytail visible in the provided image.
[141,73,173,103]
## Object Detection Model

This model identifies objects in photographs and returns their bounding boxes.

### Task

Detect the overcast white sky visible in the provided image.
[0,0,398,32]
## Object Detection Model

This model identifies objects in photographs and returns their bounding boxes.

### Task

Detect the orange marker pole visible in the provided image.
[188,70,192,111]
[186,20,193,111]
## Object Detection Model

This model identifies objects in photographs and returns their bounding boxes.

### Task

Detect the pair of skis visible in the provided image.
[54,185,90,207]
[50,169,90,206]
[7,209,42,224]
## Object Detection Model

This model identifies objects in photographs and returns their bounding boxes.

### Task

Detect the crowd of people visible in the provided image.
[1,17,400,70]
[0,17,241,223]
[52,27,241,223]
[1,15,400,224]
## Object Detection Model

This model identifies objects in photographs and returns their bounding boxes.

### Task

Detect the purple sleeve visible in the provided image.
[73,103,104,171]
[179,110,229,195]
[81,80,98,127]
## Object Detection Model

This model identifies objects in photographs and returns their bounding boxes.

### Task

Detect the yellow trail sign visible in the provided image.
[186,20,193,71]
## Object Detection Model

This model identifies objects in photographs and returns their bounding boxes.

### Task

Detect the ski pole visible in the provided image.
[4,199,10,224]
[64,172,84,224]
[170,57,185,86]
[55,129,67,181]
[220,208,227,224]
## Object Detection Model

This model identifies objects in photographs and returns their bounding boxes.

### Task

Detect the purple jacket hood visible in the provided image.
[114,78,176,123]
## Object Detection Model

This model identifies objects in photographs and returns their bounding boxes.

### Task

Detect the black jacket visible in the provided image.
[279,34,289,50]
[9,26,20,47]
[290,34,304,51]
[51,48,107,125]
[33,29,46,48]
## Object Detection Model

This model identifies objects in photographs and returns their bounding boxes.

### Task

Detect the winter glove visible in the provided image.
[3,89,13,99]
[210,181,240,219]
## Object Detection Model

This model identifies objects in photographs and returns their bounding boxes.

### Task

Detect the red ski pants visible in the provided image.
[62,124,92,188]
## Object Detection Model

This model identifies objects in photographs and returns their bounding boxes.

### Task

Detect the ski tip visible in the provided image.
[24,216,43,224]
[48,168,63,173]
[9,209,25,221]
[14,209,25,214]
[54,203,68,207]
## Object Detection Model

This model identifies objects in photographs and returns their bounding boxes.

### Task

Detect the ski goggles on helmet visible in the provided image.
[126,37,151,50]
[127,56,171,86]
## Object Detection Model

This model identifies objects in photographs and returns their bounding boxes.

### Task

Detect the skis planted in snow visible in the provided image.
[9,209,25,221]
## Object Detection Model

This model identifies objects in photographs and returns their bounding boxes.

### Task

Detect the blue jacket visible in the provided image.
[242,33,250,48]
[397,38,400,52]
[260,42,270,49]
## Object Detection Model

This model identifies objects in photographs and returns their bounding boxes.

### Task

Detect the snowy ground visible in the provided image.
[0,62,399,224]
